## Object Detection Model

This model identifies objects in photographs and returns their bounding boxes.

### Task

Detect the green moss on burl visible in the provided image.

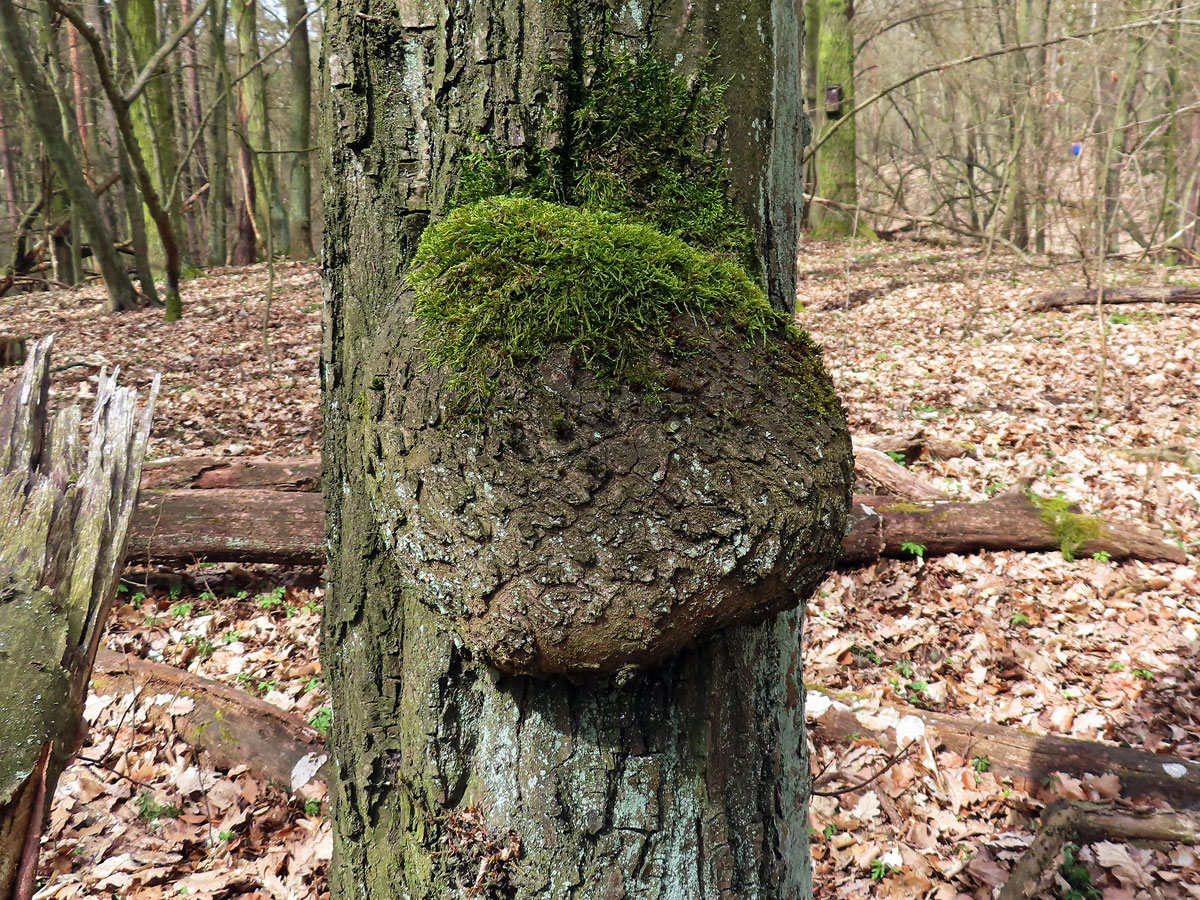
[410,196,786,403]
[455,51,757,270]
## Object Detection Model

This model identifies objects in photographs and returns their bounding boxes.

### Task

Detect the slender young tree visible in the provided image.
[284,0,313,259]
[232,0,287,257]
[0,0,139,310]
[207,0,230,265]
[119,0,186,260]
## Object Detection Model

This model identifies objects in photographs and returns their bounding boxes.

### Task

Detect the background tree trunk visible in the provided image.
[232,0,287,258]
[811,0,859,237]
[285,0,313,259]
[320,2,820,898]
[207,0,230,266]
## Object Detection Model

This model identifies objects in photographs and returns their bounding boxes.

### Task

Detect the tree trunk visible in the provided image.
[0,0,139,311]
[207,0,230,266]
[232,0,287,259]
[0,86,19,236]
[320,2,823,898]
[284,0,313,259]
[102,2,159,304]
[810,0,858,238]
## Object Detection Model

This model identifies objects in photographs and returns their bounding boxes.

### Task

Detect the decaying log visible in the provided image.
[855,430,978,463]
[0,337,156,899]
[1033,285,1200,310]
[127,489,324,566]
[807,689,1200,809]
[840,492,1186,565]
[123,488,1186,567]
[852,443,947,501]
[1119,445,1200,475]
[998,800,1200,900]
[91,650,327,795]
[139,456,320,492]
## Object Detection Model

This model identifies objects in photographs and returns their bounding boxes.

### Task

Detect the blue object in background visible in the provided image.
[1071,142,1083,156]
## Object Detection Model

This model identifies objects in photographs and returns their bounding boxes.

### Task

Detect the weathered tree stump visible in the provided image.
[0,337,156,898]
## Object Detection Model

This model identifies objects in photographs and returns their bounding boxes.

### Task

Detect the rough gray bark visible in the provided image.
[0,338,156,898]
[321,2,831,898]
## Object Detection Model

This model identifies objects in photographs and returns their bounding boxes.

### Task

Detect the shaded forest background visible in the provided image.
[4,0,1200,302]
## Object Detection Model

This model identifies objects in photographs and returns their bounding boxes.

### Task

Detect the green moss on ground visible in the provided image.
[1028,493,1102,561]
[455,51,757,270]
[410,196,787,403]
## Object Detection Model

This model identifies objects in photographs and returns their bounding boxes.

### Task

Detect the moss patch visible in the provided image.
[1028,493,1102,561]
[455,51,757,270]
[410,196,787,404]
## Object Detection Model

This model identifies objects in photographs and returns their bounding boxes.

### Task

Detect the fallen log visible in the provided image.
[128,489,323,566]
[91,650,327,795]
[139,455,320,492]
[998,800,1200,900]
[807,689,1200,809]
[855,430,978,463]
[124,488,1185,567]
[852,444,946,501]
[841,492,1186,565]
[1033,285,1200,310]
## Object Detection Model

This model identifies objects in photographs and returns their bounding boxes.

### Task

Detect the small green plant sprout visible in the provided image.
[900,541,926,558]
[170,601,195,618]
[870,848,903,881]
[302,676,324,693]
[169,583,183,601]
[131,591,146,607]
[1107,660,1126,672]
[848,644,882,666]
[1058,843,1101,900]
[1134,668,1155,681]
[1091,550,1112,563]
[1010,611,1031,627]
[885,450,908,465]
[258,586,286,609]
[894,660,915,678]
[135,792,182,824]
[823,824,837,840]
[219,830,235,842]
[971,756,992,773]
[309,707,333,735]
[303,798,321,817]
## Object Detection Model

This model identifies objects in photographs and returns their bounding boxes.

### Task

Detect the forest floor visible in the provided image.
[4,243,1198,899]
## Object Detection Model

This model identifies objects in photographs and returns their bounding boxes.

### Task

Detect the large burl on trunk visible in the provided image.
[321,2,848,897]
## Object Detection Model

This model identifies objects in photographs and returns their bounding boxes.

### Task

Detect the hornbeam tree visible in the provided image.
[320,2,851,897]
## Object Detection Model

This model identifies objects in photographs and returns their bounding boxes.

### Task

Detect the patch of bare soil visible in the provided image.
[12,244,1199,898]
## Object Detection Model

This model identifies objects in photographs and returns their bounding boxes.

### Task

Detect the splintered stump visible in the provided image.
[0,338,156,898]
